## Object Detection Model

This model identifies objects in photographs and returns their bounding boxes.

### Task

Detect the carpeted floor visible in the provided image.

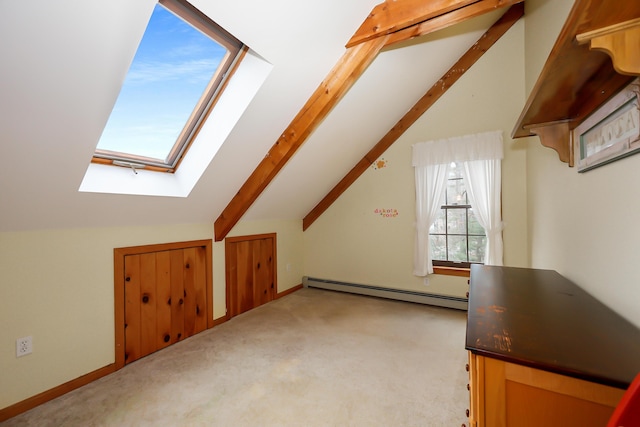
[2,288,470,426]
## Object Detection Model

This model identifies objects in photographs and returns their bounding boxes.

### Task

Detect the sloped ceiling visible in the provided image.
[0,0,508,232]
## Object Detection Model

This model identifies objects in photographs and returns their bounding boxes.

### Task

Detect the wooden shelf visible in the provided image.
[512,0,640,166]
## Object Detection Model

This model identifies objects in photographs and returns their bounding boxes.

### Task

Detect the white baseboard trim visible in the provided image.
[303,277,468,311]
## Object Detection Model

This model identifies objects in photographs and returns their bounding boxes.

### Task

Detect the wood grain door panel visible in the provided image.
[226,234,277,318]
[124,254,141,364]
[169,249,185,345]
[139,253,157,357]
[254,237,273,306]
[236,240,254,316]
[119,241,212,366]
[155,250,172,351]
[191,246,208,334]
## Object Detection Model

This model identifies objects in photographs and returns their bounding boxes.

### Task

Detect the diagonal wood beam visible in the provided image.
[303,3,524,231]
[214,36,388,241]
[347,0,481,48]
[384,0,525,47]
[214,0,522,241]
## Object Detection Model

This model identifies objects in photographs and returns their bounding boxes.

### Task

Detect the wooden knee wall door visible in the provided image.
[225,233,277,318]
[114,240,213,369]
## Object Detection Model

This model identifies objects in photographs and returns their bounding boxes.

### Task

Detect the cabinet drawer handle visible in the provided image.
[467,383,470,391]
[465,363,469,372]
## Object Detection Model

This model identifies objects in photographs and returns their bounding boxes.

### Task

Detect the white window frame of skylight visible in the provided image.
[92,0,243,173]
[80,48,273,198]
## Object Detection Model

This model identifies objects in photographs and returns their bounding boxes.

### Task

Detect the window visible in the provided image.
[93,0,243,173]
[429,162,486,268]
[412,131,503,277]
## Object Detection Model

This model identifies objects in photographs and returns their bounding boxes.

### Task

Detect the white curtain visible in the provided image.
[413,162,450,276]
[461,158,503,266]
[412,131,504,276]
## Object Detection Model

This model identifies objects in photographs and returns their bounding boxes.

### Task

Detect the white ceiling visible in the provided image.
[0,0,502,232]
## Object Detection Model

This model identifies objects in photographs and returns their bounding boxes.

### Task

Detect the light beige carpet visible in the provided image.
[3,288,470,426]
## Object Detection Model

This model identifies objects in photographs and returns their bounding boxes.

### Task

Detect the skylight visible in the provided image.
[94,0,243,173]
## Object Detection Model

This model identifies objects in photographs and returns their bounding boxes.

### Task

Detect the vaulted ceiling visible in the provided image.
[0,0,523,233]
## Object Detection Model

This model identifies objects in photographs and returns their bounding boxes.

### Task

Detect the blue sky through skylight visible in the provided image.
[97,3,227,161]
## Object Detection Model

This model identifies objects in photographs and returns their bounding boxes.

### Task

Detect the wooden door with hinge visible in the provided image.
[225,233,276,318]
[114,240,213,369]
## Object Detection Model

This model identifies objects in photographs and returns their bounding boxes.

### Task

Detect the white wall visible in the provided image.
[524,0,640,328]
[304,19,528,298]
[0,224,210,408]
[0,219,303,410]
[527,140,640,329]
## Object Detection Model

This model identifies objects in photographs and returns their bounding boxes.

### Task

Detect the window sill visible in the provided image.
[433,266,470,277]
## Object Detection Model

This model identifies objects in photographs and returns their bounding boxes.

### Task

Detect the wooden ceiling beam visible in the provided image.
[215,1,525,241]
[347,0,480,48]
[303,3,524,231]
[214,36,388,241]
[384,0,525,47]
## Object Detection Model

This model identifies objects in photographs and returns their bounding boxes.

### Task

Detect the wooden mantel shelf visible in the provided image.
[512,0,640,166]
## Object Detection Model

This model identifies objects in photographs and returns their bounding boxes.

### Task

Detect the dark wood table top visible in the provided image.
[466,265,640,389]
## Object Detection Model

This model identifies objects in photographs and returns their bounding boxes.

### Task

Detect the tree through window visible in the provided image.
[429,162,486,268]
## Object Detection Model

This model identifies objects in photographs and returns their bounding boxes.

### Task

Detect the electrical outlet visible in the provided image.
[16,336,33,358]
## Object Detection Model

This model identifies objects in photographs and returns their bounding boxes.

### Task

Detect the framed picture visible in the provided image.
[574,78,640,172]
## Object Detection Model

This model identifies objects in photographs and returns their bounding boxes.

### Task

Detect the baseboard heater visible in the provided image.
[303,277,468,311]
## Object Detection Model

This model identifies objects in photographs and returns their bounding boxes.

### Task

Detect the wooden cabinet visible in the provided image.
[467,352,481,427]
[466,265,640,427]
[114,240,213,369]
[124,246,208,364]
[467,352,623,427]
[225,233,276,317]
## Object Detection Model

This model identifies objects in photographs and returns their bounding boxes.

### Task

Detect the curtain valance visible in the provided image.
[412,130,503,166]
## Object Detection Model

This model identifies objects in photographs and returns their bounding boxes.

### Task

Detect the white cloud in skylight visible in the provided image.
[96,3,226,160]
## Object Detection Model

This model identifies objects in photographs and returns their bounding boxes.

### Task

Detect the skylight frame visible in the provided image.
[92,0,244,173]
